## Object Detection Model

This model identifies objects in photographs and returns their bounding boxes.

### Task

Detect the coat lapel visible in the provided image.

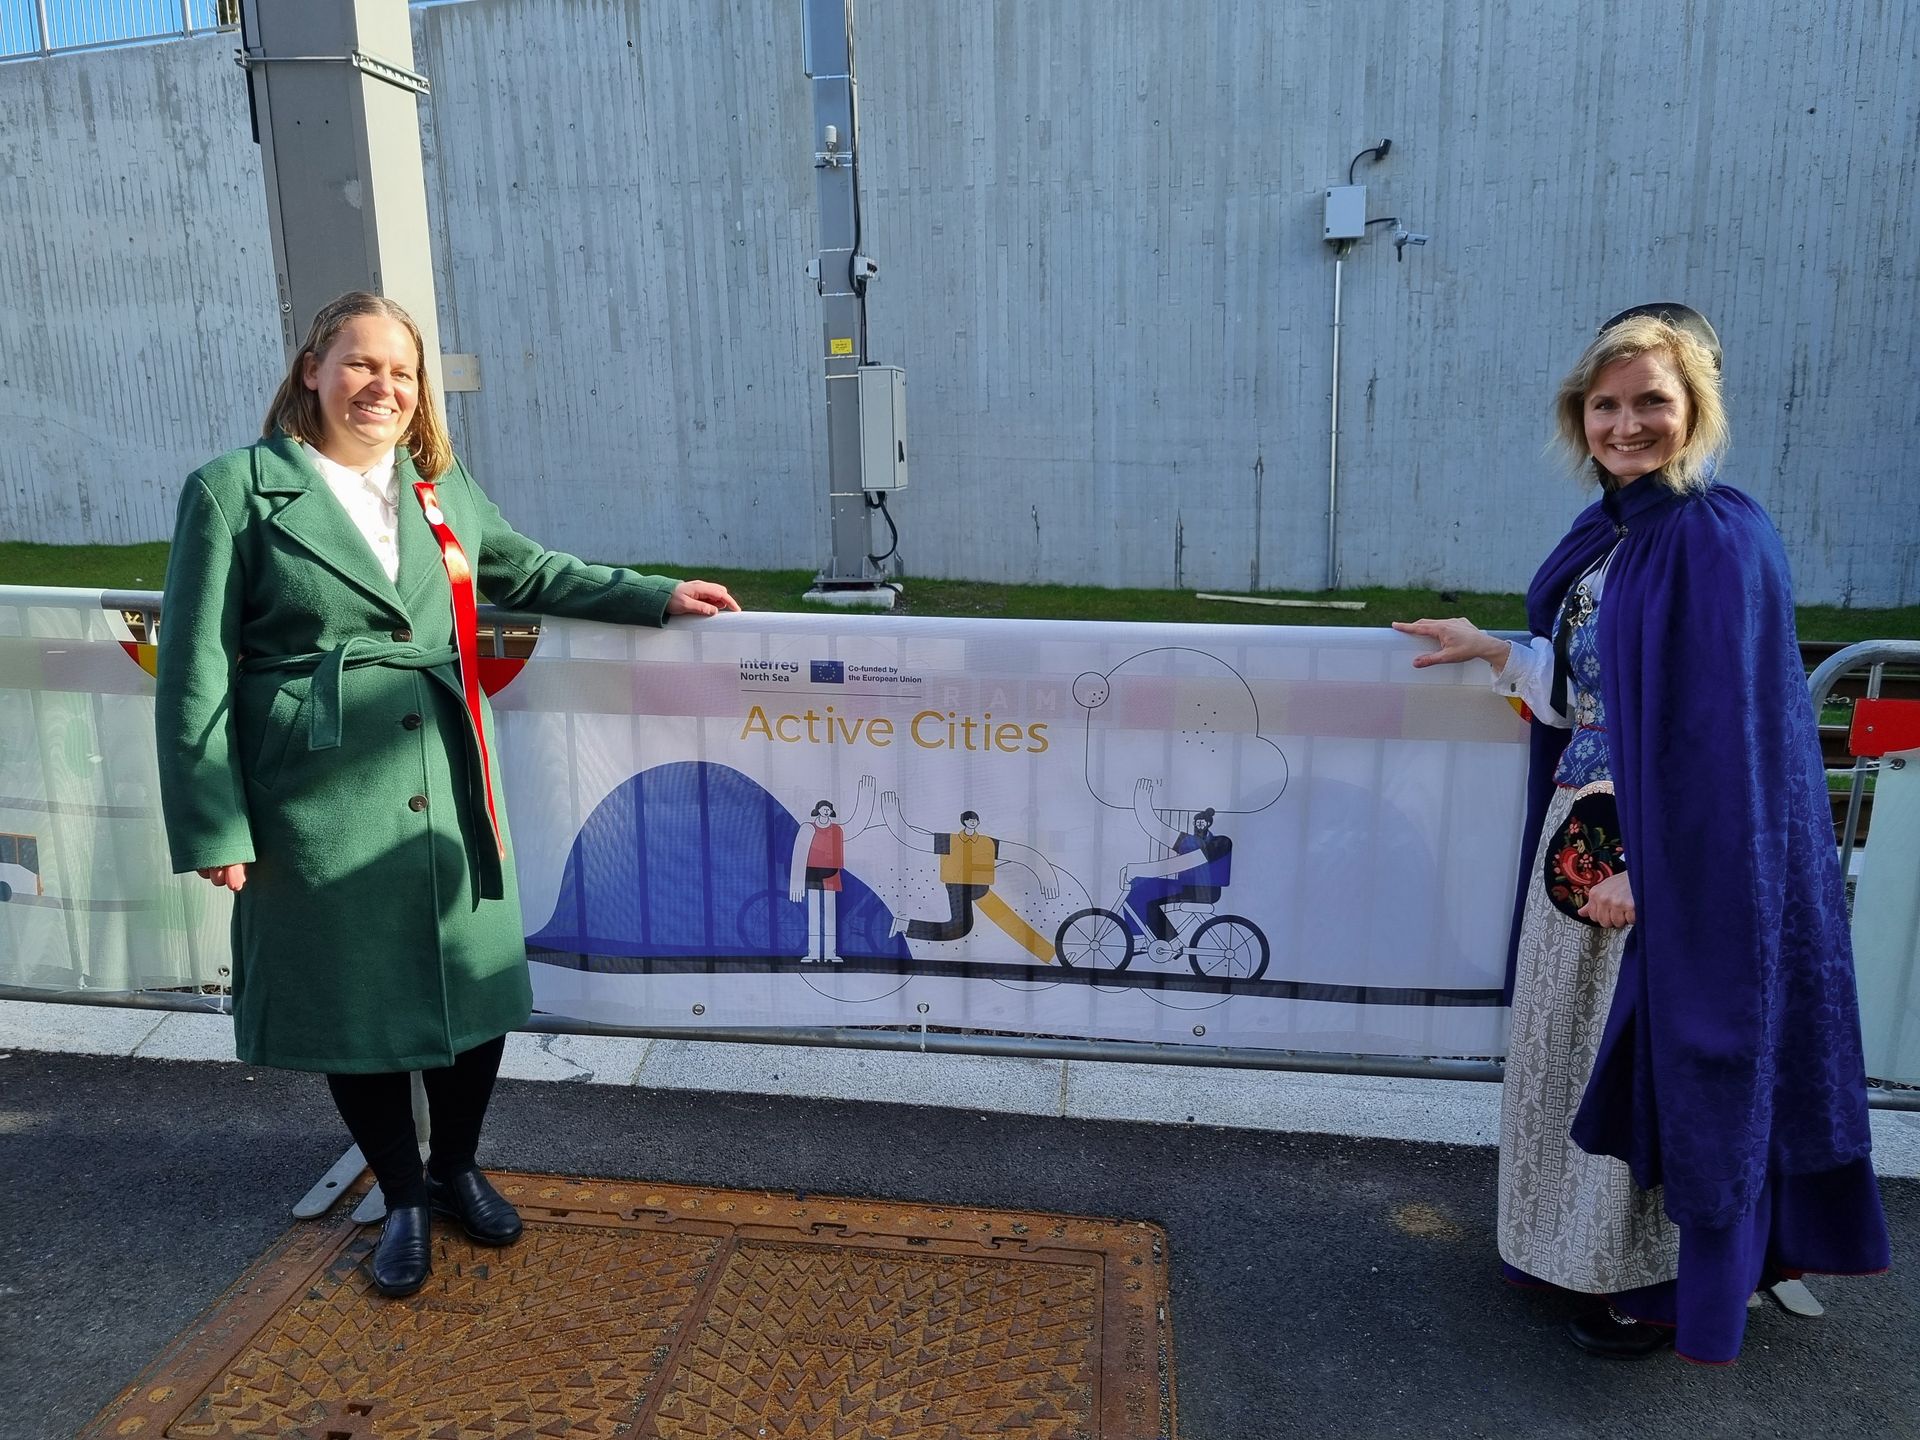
[257,433,407,618]
[394,450,451,615]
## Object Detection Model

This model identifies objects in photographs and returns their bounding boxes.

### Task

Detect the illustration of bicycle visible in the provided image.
[1053,889,1269,982]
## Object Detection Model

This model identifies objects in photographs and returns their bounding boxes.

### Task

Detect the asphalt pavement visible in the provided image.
[0,1051,1913,1440]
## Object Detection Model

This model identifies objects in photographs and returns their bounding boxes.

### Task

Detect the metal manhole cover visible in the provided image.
[85,1174,1176,1439]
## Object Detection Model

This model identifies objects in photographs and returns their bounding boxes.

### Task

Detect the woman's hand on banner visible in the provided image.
[1577,870,1634,928]
[667,580,743,617]
[1392,617,1511,673]
[196,863,248,892]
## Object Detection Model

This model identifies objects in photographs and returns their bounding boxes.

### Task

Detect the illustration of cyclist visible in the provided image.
[1121,779,1232,940]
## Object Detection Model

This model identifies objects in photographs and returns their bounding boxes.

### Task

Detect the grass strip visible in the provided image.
[3,542,1915,643]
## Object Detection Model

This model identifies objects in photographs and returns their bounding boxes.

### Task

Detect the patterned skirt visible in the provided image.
[1497,786,1679,1293]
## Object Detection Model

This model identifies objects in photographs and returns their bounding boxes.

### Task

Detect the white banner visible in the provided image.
[0,593,1530,1057]
[0,593,231,996]
[501,614,1528,1057]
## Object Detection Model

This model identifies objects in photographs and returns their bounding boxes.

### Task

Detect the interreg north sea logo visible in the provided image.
[739,659,802,683]
[810,660,846,684]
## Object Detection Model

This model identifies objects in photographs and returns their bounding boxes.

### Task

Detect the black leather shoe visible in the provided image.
[429,1167,523,1246]
[1567,1304,1675,1359]
[369,1203,432,1298]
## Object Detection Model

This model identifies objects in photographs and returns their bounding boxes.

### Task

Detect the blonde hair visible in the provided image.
[1552,314,1728,493]
[261,291,453,481]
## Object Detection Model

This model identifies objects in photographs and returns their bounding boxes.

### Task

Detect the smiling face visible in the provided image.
[302,315,421,470]
[1582,350,1692,485]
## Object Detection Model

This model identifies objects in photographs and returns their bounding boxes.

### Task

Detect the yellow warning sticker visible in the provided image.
[829,338,854,356]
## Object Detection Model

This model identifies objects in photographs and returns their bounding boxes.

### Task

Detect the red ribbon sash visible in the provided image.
[412,481,504,859]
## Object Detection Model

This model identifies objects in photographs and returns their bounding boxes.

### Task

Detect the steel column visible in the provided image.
[237,0,444,393]
[803,0,876,587]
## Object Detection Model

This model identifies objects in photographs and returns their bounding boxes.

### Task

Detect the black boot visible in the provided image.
[429,1167,523,1246]
[1567,1304,1674,1359]
[369,1203,433,1297]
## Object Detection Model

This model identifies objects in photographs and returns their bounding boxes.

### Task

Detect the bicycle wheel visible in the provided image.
[1054,908,1135,971]
[1188,915,1269,981]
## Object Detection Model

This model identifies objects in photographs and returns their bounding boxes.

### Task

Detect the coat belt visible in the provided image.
[240,639,460,751]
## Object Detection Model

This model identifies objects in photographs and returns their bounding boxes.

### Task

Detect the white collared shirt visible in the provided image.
[301,441,401,583]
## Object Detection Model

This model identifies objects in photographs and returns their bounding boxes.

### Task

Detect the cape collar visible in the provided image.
[1598,462,1710,535]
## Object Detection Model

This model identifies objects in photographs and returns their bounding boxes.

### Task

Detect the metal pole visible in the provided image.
[181,0,196,37]
[1327,247,1345,591]
[34,0,52,55]
[803,0,881,596]
[238,0,444,391]
[1837,661,1885,878]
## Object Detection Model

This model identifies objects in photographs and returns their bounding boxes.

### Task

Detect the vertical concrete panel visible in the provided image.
[0,0,1914,604]
[0,36,280,547]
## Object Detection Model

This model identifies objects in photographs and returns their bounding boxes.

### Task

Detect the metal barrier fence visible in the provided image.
[2,0,230,61]
[1808,639,1920,883]
[0,0,487,58]
[1,588,1914,1109]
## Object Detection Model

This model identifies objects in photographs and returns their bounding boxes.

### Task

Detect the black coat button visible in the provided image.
[392,627,413,643]
[408,795,428,812]
[400,713,423,730]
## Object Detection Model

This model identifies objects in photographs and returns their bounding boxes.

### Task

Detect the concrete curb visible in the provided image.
[4,998,1916,1175]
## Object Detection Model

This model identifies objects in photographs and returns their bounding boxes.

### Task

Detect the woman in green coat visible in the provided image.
[155,291,738,1297]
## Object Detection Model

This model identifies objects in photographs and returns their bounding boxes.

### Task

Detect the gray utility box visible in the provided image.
[1324,185,1367,240]
[858,365,909,491]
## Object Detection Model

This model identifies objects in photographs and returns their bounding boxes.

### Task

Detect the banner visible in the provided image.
[500,614,1528,1057]
[0,592,1531,1057]
[0,592,231,997]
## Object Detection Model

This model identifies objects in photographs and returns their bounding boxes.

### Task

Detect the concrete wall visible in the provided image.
[2,1,1916,604]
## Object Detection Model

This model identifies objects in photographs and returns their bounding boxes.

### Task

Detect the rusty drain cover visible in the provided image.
[85,1173,1176,1439]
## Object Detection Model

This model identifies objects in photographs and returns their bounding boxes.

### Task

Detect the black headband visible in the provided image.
[1598,302,1722,372]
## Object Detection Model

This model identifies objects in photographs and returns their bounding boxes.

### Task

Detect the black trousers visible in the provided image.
[325,1034,506,1209]
[906,883,989,942]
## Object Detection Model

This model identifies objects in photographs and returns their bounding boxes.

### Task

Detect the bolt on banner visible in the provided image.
[0,593,1528,1058]
[496,615,1529,1058]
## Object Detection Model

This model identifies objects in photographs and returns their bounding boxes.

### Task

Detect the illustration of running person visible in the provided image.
[1121,778,1233,940]
[787,774,879,963]
[879,793,1060,962]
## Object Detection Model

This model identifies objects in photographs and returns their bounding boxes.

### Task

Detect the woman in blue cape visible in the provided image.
[1395,306,1888,1363]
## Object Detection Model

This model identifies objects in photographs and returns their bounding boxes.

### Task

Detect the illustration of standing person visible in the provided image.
[1121,778,1234,942]
[880,793,1059,961]
[788,774,878,962]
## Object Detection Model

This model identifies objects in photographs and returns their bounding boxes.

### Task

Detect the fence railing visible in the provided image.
[1808,640,1920,882]
[2,0,230,62]
[1,586,1914,1110]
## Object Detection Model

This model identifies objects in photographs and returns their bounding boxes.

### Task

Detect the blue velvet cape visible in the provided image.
[1506,473,1876,1233]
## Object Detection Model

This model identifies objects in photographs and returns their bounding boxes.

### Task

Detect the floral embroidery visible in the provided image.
[1544,785,1623,922]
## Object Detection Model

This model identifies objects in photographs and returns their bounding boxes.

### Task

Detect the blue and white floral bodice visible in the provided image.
[1553,570,1611,789]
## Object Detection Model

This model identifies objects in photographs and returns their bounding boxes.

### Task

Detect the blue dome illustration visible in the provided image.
[527,761,907,965]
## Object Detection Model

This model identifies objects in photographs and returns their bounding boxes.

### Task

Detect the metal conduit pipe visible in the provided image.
[1326,247,1345,592]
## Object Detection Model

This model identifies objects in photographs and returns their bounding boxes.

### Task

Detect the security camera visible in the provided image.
[1392,227,1429,261]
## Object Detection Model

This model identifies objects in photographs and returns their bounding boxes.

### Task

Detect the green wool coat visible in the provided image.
[155,432,675,1072]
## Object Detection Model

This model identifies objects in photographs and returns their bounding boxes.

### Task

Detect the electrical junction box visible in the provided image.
[858,365,908,491]
[1324,185,1367,240]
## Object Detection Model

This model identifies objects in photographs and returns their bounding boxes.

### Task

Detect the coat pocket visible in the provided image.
[250,679,311,793]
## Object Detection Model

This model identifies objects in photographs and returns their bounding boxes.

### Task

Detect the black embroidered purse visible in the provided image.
[1543,781,1625,925]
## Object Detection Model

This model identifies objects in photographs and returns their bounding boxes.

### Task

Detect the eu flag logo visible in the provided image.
[811,660,845,684]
